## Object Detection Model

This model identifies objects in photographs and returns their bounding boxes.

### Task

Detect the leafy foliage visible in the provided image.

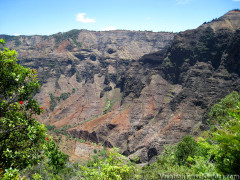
[1,168,22,180]
[205,92,240,174]
[49,92,71,111]
[0,39,71,179]
[103,99,112,114]
[1,37,239,179]
[142,91,240,178]
[142,145,192,179]
[49,93,57,111]
[78,147,140,180]
[22,139,73,180]
[45,124,56,131]
[141,139,220,179]
[0,39,46,170]
[60,92,70,101]
[208,91,240,126]
[175,135,199,165]
[43,138,69,172]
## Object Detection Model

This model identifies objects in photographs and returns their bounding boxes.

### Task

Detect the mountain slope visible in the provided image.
[1,10,240,163]
[1,30,174,161]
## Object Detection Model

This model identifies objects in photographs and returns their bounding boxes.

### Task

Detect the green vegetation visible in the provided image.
[208,91,240,126]
[76,70,82,82]
[49,93,57,111]
[44,138,69,172]
[14,39,21,47]
[206,92,240,174]
[0,39,46,170]
[72,88,76,94]
[51,29,82,48]
[175,135,200,165]
[78,147,140,180]
[142,91,240,178]
[0,39,74,179]
[60,92,71,101]
[20,137,73,179]
[163,56,173,68]
[68,136,86,143]
[0,39,69,179]
[0,36,21,46]
[53,125,71,135]
[103,99,112,114]
[45,124,56,131]
[49,91,72,111]
[102,97,120,114]
[1,38,240,179]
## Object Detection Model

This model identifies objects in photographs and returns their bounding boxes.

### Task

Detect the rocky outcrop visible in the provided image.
[1,10,240,163]
[53,134,104,162]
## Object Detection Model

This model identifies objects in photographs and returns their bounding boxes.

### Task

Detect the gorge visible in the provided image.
[1,10,240,164]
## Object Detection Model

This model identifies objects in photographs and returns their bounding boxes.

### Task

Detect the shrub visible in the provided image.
[103,99,111,114]
[72,88,76,94]
[45,124,56,131]
[175,135,199,165]
[78,147,140,179]
[1,168,22,180]
[208,91,240,126]
[60,92,70,101]
[49,93,57,111]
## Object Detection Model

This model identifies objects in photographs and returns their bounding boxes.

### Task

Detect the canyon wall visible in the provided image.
[1,10,240,163]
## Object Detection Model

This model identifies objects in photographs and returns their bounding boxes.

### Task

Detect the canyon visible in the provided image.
[1,10,240,163]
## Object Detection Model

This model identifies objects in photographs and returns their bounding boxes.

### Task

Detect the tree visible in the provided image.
[202,91,240,174]
[44,137,68,172]
[208,91,240,126]
[175,135,199,165]
[210,99,240,174]
[0,39,46,171]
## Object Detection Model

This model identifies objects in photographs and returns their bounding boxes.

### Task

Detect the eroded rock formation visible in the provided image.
[1,10,240,163]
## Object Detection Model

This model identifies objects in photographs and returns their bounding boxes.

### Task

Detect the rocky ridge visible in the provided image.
[1,10,240,163]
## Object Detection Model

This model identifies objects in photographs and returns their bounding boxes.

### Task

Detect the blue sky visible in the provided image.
[0,0,239,35]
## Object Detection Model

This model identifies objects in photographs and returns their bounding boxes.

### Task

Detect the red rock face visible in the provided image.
[56,40,71,53]
[2,10,240,163]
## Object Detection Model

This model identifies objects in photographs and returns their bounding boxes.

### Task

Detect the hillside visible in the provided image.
[1,10,240,163]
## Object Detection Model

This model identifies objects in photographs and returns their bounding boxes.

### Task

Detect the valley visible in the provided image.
[1,10,240,165]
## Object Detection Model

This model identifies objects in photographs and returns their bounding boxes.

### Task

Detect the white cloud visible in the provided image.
[76,13,96,23]
[13,33,20,36]
[175,0,191,5]
[101,26,117,31]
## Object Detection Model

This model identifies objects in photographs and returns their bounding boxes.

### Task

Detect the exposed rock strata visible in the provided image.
[1,10,240,163]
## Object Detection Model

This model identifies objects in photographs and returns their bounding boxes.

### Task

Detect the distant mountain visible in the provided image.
[1,10,240,163]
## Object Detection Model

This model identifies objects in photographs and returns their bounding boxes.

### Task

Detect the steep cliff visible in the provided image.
[1,10,240,163]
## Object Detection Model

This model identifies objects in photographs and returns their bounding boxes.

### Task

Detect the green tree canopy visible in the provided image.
[0,39,46,170]
[207,92,240,174]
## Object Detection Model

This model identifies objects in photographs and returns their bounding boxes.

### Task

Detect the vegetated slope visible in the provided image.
[132,10,240,162]
[0,30,174,162]
[1,10,240,163]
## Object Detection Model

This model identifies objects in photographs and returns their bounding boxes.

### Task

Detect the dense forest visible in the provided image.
[1,38,239,179]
